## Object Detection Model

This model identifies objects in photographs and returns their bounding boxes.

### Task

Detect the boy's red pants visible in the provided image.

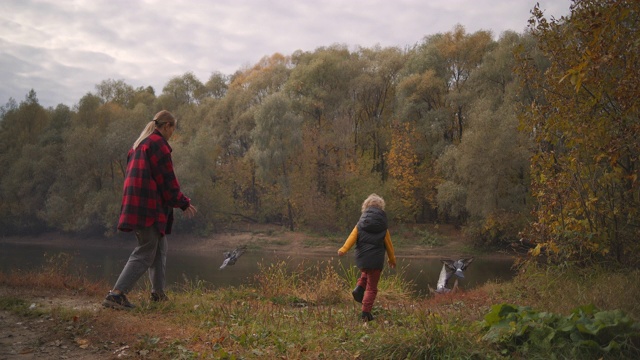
[357,269,382,312]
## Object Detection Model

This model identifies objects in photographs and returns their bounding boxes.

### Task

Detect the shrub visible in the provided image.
[482,303,640,358]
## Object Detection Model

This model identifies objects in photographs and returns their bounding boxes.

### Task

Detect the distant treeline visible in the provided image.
[1,2,638,265]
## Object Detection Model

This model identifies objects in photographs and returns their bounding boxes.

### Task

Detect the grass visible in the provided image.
[1,253,639,359]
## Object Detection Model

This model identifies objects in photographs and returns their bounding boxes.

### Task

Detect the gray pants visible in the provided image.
[113,226,167,294]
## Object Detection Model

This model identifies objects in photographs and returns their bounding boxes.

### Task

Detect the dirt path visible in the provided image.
[0,287,108,359]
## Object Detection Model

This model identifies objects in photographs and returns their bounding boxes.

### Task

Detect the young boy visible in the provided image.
[338,194,396,321]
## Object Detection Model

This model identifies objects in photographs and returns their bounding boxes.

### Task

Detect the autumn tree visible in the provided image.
[437,31,533,243]
[402,25,493,151]
[191,54,292,225]
[202,71,229,100]
[396,26,494,224]
[42,99,128,233]
[173,126,231,234]
[387,122,421,221]
[0,91,52,233]
[438,25,494,143]
[250,93,302,230]
[95,79,135,108]
[285,46,366,229]
[519,0,640,264]
[159,72,206,107]
[352,46,406,177]
[131,86,156,109]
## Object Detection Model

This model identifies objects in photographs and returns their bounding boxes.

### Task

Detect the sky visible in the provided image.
[1,0,573,109]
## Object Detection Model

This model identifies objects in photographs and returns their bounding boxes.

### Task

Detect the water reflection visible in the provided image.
[0,242,516,296]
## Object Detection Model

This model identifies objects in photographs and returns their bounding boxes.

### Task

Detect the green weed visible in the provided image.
[0,297,41,317]
[482,303,640,358]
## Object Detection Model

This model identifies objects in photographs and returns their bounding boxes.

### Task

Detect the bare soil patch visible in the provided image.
[0,287,107,359]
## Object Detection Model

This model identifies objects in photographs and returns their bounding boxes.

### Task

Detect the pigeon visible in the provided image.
[219,245,247,269]
[433,257,474,294]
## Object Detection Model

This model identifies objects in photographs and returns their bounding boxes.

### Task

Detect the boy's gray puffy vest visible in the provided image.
[355,207,388,269]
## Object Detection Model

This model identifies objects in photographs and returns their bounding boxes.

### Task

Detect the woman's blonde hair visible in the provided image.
[361,193,385,212]
[132,110,176,150]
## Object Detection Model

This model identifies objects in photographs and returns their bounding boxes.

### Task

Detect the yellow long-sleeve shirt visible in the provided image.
[339,226,396,267]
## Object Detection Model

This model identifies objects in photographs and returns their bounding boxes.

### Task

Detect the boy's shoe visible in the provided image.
[150,292,169,302]
[102,292,135,310]
[352,285,365,303]
[361,311,374,322]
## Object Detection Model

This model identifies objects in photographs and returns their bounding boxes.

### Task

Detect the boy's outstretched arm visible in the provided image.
[338,226,358,256]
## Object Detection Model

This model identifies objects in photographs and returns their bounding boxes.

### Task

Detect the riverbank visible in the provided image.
[0,225,516,358]
[0,223,512,260]
[2,257,639,359]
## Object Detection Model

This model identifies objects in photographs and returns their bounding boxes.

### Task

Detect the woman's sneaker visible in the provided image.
[150,292,169,302]
[102,292,136,310]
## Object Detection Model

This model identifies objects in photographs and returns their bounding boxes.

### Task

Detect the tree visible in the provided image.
[74,93,103,127]
[438,25,494,143]
[436,31,533,241]
[387,122,420,221]
[402,25,493,150]
[206,53,293,223]
[286,45,363,221]
[131,86,156,108]
[250,93,302,230]
[174,126,234,233]
[519,0,640,264]
[397,26,495,224]
[157,72,205,110]
[0,97,17,119]
[352,46,406,177]
[95,79,135,108]
[203,71,229,99]
[0,91,54,233]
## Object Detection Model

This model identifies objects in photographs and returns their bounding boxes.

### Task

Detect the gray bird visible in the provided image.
[219,245,247,269]
[434,257,474,294]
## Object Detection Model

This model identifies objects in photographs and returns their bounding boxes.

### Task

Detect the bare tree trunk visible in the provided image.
[287,199,294,231]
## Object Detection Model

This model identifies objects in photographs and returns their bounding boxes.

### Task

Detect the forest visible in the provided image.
[1,0,638,266]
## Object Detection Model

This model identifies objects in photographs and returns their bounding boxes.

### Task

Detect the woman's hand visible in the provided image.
[337,250,345,256]
[184,204,197,218]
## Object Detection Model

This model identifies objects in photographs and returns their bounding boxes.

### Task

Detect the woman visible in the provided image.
[103,110,197,310]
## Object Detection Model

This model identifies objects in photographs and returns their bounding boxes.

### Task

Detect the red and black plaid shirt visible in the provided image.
[117,129,190,235]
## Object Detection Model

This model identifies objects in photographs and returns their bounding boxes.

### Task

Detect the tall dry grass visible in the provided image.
[0,252,106,295]
[484,262,640,319]
[1,252,639,359]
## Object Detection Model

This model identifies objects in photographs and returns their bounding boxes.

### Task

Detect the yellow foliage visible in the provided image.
[519,1,640,265]
[387,122,420,219]
[531,244,542,257]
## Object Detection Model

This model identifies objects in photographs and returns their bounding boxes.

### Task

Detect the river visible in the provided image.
[0,241,516,296]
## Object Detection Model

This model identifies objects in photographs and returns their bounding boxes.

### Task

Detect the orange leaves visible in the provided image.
[519,1,640,264]
[387,122,421,220]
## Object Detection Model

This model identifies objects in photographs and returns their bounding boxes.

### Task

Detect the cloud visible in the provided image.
[0,0,572,108]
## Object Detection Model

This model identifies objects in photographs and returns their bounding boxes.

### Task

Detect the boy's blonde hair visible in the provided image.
[361,193,385,212]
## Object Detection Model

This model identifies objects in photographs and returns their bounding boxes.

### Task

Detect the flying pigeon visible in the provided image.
[219,245,247,269]
[434,257,474,294]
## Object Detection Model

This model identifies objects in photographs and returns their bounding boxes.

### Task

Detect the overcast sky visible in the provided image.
[1,0,572,108]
